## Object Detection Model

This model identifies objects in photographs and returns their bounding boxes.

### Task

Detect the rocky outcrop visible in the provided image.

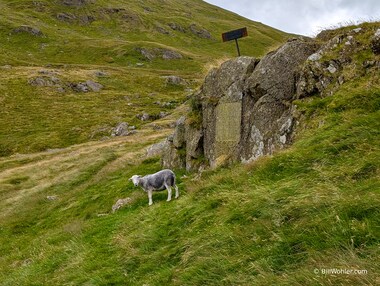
[136,47,183,61]
[237,39,319,163]
[111,122,136,137]
[163,23,380,171]
[296,26,380,98]
[28,72,104,93]
[371,28,380,55]
[12,26,43,36]
[162,38,319,171]
[189,24,212,39]
[167,22,212,39]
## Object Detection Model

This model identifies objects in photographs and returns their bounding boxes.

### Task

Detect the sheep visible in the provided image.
[129,169,179,206]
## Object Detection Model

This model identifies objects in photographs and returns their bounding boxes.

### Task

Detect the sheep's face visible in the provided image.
[129,175,140,187]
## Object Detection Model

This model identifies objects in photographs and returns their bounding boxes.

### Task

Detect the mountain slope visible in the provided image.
[0,22,379,285]
[0,0,290,156]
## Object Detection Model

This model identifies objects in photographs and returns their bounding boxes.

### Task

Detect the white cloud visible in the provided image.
[204,0,380,35]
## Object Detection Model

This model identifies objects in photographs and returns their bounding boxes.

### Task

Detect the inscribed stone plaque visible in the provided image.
[215,102,241,156]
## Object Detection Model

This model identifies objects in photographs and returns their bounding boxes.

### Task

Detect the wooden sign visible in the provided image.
[222,27,248,56]
[222,27,248,42]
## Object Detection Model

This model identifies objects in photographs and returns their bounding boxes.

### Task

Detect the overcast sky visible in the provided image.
[203,0,380,36]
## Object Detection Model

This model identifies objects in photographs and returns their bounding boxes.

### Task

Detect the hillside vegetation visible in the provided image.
[0,0,289,156]
[0,20,379,285]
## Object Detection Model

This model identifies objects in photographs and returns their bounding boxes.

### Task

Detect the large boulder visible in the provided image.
[238,39,319,163]
[162,38,319,171]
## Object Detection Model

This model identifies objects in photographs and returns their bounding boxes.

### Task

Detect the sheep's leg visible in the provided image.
[174,184,179,199]
[166,185,172,202]
[148,189,153,206]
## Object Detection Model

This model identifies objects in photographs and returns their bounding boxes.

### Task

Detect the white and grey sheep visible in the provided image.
[129,169,179,206]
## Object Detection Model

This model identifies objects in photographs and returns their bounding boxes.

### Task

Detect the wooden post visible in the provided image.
[222,27,247,57]
[235,39,241,56]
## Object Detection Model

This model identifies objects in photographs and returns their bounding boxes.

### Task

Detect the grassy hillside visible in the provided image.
[0,21,379,285]
[0,0,290,156]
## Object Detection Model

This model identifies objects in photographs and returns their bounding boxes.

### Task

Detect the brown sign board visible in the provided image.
[222,27,248,42]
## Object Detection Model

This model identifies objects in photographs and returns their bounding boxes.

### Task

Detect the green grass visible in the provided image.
[1,72,379,285]
[0,5,379,286]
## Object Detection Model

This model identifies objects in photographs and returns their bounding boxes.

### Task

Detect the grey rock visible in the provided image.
[146,140,167,157]
[156,26,169,35]
[137,113,150,121]
[46,195,58,201]
[338,75,345,85]
[94,70,108,77]
[57,12,76,22]
[308,52,322,61]
[159,111,169,118]
[112,198,132,213]
[61,0,88,6]
[164,75,185,85]
[162,50,182,60]
[69,80,103,92]
[137,48,156,60]
[374,28,380,38]
[371,29,380,55]
[189,24,212,39]
[161,139,186,169]
[111,122,136,137]
[29,76,61,87]
[172,116,186,148]
[137,47,182,61]
[85,80,103,92]
[168,22,186,33]
[70,82,89,92]
[12,26,43,36]
[327,64,337,74]
[162,39,319,171]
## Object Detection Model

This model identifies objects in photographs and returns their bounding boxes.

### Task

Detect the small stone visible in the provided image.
[338,75,345,85]
[327,64,337,74]
[159,111,169,118]
[308,52,322,61]
[47,195,58,201]
[374,28,380,38]
[137,113,150,121]
[85,80,103,92]
[111,122,133,136]
[164,75,185,85]
[162,50,182,60]
[112,198,132,213]
[94,70,108,77]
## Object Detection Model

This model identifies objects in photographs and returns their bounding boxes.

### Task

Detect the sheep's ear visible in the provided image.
[128,177,132,181]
